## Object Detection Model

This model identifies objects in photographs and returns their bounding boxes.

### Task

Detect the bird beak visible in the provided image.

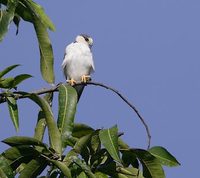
[88,38,93,47]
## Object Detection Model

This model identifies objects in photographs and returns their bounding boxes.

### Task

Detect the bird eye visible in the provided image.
[85,38,89,42]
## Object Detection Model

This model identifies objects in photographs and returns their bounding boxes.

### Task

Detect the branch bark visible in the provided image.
[0,81,151,148]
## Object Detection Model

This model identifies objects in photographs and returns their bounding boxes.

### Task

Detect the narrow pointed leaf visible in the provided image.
[94,172,108,178]
[14,1,33,22]
[0,64,20,78]
[148,146,180,167]
[117,167,144,178]
[19,157,47,178]
[97,160,116,176]
[6,96,19,131]
[27,94,62,156]
[0,77,15,88]
[0,0,17,41]
[74,134,92,154]
[72,123,94,138]
[121,150,139,168]
[2,136,48,148]
[0,155,14,178]
[2,146,38,161]
[90,133,101,153]
[77,171,88,178]
[132,149,165,178]
[57,84,77,134]
[0,168,8,178]
[63,149,78,166]
[118,138,129,149]
[21,0,55,31]
[50,160,71,178]
[13,74,32,87]
[34,111,46,141]
[2,146,40,170]
[13,15,20,35]
[33,18,55,83]
[72,158,95,178]
[99,125,121,163]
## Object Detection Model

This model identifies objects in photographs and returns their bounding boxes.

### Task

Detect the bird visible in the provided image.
[62,34,95,101]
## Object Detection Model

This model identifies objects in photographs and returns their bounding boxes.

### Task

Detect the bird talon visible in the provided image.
[81,75,91,83]
[67,79,77,86]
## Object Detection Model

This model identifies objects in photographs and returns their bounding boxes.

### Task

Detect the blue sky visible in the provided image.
[1,0,200,177]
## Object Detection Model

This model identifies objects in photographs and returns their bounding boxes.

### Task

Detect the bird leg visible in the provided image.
[67,78,77,86]
[81,75,91,83]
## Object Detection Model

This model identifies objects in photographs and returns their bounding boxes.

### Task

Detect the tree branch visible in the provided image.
[81,81,151,149]
[0,81,151,148]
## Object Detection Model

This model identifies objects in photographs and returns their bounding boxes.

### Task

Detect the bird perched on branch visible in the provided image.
[62,34,95,101]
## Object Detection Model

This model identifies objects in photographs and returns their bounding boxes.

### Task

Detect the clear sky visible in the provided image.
[1,0,200,177]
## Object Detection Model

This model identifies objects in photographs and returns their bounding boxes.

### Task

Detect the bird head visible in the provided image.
[75,34,93,48]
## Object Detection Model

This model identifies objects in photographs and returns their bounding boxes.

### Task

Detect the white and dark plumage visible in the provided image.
[62,34,95,100]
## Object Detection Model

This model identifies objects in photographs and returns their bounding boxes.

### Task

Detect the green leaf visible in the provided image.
[0,155,14,178]
[2,146,39,170]
[99,125,121,163]
[2,146,38,160]
[33,18,55,83]
[0,0,17,41]
[148,146,180,167]
[74,134,92,154]
[14,1,33,22]
[118,167,144,178]
[21,0,55,31]
[2,136,48,148]
[0,64,20,78]
[34,111,46,141]
[121,150,139,168]
[13,14,20,35]
[0,1,55,83]
[77,171,88,178]
[63,149,78,166]
[50,160,71,178]
[13,74,32,87]
[34,93,53,145]
[116,167,144,178]
[72,123,94,138]
[94,172,108,178]
[90,132,101,154]
[132,149,165,178]
[72,158,96,178]
[115,174,128,178]
[118,138,129,150]
[96,159,116,176]
[27,94,62,156]
[0,77,15,88]
[0,168,8,178]
[57,84,77,144]
[90,149,107,168]
[19,157,47,178]
[6,96,19,131]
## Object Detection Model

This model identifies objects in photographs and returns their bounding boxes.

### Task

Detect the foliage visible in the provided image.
[0,0,55,83]
[0,0,180,177]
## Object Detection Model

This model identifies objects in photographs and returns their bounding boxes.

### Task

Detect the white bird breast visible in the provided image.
[62,42,95,81]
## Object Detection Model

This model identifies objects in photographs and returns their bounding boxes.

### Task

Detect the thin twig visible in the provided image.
[77,81,151,149]
[0,81,151,148]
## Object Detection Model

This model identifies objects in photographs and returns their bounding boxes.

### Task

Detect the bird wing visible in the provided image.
[61,43,74,79]
[90,56,95,73]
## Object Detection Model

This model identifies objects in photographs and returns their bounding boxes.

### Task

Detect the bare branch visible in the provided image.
[80,81,151,149]
[0,81,151,148]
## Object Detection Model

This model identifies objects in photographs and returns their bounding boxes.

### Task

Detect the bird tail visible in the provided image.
[74,85,85,102]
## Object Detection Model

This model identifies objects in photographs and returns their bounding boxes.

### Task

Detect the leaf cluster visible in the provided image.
[0,0,55,83]
[0,84,180,178]
[0,0,180,177]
